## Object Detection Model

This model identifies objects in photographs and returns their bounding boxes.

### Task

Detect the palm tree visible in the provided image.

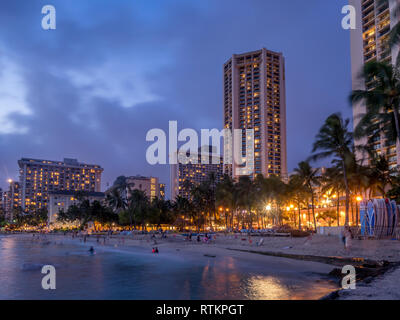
[106,188,127,214]
[150,197,172,229]
[191,184,208,231]
[309,113,353,226]
[266,175,288,226]
[287,175,308,230]
[367,154,395,197]
[350,61,400,152]
[126,189,149,230]
[293,161,320,231]
[321,166,344,226]
[216,174,238,230]
[236,176,256,229]
[173,196,193,230]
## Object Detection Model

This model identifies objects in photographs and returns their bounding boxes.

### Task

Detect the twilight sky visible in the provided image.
[0,0,351,198]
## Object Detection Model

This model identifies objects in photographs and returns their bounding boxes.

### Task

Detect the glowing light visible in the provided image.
[266,204,272,211]
[7,179,12,184]
[356,196,362,202]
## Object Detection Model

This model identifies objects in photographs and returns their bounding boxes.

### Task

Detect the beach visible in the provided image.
[1,232,399,299]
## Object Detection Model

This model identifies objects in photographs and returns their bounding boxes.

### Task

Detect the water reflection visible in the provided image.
[0,236,337,300]
[245,276,290,300]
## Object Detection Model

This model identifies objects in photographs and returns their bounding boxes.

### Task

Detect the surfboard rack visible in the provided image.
[360,199,399,239]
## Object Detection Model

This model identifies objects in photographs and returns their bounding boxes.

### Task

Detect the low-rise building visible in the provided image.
[126,176,163,201]
[48,190,105,223]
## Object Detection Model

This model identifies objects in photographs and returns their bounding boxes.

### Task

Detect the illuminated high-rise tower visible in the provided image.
[350,0,400,168]
[223,48,287,180]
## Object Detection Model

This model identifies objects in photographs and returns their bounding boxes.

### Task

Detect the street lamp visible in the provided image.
[7,179,12,184]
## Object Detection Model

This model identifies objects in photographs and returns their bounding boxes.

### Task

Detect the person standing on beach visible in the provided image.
[340,228,346,249]
[344,227,352,252]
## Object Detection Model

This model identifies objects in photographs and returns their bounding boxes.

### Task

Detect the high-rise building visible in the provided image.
[18,158,103,210]
[350,0,400,168]
[223,48,287,180]
[2,180,21,220]
[170,146,224,200]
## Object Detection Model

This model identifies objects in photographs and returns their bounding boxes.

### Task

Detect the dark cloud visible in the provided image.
[0,0,351,197]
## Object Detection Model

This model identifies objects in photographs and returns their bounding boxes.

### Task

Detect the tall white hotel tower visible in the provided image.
[350,0,400,168]
[223,48,288,180]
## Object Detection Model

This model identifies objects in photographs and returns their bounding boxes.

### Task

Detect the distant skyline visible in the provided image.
[0,0,351,198]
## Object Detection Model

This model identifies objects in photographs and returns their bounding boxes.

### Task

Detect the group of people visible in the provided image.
[152,247,159,254]
[185,232,214,243]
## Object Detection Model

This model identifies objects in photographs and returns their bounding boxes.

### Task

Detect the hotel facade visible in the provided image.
[350,0,400,168]
[125,175,164,201]
[48,190,105,223]
[1,181,21,220]
[18,158,103,211]
[223,48,287,180]
[170,147,224,200]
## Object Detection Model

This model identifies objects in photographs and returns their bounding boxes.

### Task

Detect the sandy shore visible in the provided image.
[3,232,400,299]
[4,232,400,261]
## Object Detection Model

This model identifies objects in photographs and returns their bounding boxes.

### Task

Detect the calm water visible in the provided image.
[0,235,338,300]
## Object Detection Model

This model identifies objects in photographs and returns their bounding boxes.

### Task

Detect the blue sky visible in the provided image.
[0,0,351,197]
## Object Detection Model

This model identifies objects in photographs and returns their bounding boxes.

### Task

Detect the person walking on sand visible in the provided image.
[344,227,352,252]
[340,228,346,249]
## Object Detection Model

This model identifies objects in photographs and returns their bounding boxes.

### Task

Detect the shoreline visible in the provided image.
[2,232,399,299]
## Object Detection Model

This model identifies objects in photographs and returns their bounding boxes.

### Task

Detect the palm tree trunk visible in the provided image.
[356,202,359,227]
[311,191,317,231]
[336,193,340,227]
[342,160,350,226]
[351,198,354,226]
[298,200,301,230]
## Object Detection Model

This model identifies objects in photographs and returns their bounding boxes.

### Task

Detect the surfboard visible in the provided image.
[360,200,367,236]
[367,200,375,237]
[373,199,383,238]
[390,201,397,237]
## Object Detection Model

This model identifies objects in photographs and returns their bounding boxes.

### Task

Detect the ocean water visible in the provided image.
[0,235,338,300]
